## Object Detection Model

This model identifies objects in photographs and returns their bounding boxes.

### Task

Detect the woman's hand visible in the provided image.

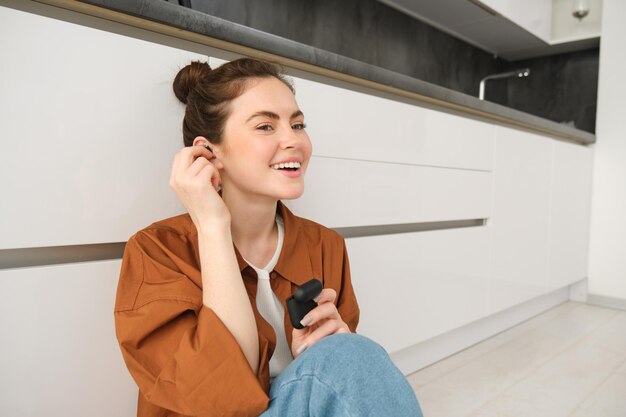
[291,288,351,358]
[169,145,230,232]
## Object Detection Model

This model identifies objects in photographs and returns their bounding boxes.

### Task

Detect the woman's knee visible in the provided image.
[273,333,392,389]
[298,333,391,372]
[269,333,421,415]
[315,333,386,355]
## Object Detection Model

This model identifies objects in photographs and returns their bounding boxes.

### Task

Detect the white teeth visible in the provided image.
[271,161,301,169]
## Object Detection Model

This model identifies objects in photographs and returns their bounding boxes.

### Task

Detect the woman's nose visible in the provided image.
[279,126,300,149]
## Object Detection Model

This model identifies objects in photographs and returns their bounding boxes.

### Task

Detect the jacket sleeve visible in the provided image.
[114,233,269,417]
[336,237,360,333]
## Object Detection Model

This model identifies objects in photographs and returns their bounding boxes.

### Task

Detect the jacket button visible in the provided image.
[270,272,277,279]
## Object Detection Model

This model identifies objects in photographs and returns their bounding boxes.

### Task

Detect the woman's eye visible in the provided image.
[257,124,273,131]
[292,122,307,130]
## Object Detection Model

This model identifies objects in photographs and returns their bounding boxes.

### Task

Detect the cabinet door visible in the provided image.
[0,7,202,249]
[284,157,492,228]
[0,260,136,416]
[295,78,495,170]
[489,127,553,313]
[345,226,490,353]
[547,140,593,290]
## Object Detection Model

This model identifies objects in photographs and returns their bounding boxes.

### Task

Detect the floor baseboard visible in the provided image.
[586,293,626,311]
[390,286,570,376]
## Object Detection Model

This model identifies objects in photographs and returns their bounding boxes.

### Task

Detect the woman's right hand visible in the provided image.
[169,145,230,233]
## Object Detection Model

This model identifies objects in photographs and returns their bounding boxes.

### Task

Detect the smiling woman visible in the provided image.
[113,57,424,417]
[201,75,312,202]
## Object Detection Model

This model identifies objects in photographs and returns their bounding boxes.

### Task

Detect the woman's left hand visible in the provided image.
[290,288,351,358]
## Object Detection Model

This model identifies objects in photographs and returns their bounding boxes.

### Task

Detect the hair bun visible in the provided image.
[172,60,212,105]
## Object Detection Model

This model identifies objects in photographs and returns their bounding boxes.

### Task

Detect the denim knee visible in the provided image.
[271,333,392,391]
[307,333,388,364]
[268,333,423,416]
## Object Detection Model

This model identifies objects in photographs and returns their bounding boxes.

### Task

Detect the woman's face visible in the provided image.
[210,76,312,202]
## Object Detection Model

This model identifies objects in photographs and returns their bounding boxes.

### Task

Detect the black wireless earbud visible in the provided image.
[286,278,323,329]
[199,142,218,161]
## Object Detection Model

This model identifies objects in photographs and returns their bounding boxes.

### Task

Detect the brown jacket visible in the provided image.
[114,201,360,417]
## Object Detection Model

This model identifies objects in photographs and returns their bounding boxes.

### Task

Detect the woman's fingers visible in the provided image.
[170,146,219,189]
[168,145,231,229]
[181,144,214,167]
[292,288,350,356]
[313,288,337,304]
[188,154,214,177]
[300,299,340,327]
[294,319,350,356]
[171,146,212,177]
[199,161,222,191]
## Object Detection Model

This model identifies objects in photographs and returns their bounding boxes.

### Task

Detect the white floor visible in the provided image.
[406,301,626,417]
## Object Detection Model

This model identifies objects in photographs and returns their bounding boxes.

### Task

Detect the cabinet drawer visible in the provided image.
[286,156,492,228]
[299,80,495,170]
[345,226,491,353]
[0,260,136,416]
[0,7,204,249]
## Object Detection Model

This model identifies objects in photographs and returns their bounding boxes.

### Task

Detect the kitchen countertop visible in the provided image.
[71,0,595,144]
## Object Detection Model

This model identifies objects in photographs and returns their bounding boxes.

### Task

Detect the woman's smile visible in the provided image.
[270,159,303,178]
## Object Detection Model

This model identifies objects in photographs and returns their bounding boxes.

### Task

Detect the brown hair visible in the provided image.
[172,58,294,147]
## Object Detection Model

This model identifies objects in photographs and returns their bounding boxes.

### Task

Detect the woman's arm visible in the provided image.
[169,144,260,374]
[198,223,260,374]
[115,233,268,416]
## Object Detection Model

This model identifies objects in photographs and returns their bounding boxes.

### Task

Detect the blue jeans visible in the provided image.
[259,333,424,416]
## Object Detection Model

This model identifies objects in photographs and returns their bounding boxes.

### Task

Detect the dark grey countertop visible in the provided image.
[78,0,595,144]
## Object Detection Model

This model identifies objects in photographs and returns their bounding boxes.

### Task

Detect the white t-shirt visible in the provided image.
[243,215,292,379]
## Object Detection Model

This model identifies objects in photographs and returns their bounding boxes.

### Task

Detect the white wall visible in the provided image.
[587,0,626,301]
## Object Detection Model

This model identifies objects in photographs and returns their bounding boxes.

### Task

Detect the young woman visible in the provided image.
[114,58,423,417]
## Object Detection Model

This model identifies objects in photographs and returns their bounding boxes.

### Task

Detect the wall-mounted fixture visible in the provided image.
[572,0,590,20]
[479,68,530,100]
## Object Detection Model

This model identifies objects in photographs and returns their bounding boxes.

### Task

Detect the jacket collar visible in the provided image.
[234,201,313,286]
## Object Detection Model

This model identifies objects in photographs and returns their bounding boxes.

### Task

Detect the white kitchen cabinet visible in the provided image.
[1,9,495,252]
[0,6,199,249]
[478,0,553,42]
[547,140,593,290]
[489,127,553,314]
[345,226,491,353]
[285,156,492,228]
[479,0,602,45]
[551,0,602,43]
[295,79,495,171]
[0,259,136,417]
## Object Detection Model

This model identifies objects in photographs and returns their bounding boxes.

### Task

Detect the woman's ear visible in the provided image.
[192,136,211,150]
[192,136,224,168]
[210,145,225,169]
